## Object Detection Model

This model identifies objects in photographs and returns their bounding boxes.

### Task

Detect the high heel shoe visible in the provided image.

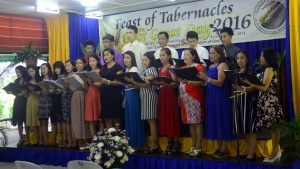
[263,151,282,163]
[189,149,202,156]
[168,141,180,155]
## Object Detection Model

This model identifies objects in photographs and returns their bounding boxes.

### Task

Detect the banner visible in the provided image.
[100,0,286,51]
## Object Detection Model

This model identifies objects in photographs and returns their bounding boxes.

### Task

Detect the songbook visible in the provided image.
[76,71,102,82]
[168,67,203,81]
[2,83,22,93]
[36,81,49,87]
[62,76,84,91]
[125,72,146,83]
[240,72,262,85]
[44,80,64,89]
[224,70,244,86]
[115,73,133,85]
[148,76,174,84]
[27,83,42,91]
[173,58,186,66]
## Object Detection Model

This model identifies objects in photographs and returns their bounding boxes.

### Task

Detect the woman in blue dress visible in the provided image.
[198,45,233,159]
[119,51,146,150]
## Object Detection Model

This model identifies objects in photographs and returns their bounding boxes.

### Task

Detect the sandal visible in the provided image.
[168,141,180,155]
[165,141,173,154]
[213,151,228,159]
[186,147,194,154]
[189,149,202,156]
[144,147,159,154]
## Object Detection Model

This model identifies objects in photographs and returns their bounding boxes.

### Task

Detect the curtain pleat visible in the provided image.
[45,14,70,66]
[68,13,100,61]
[289,0,300,116]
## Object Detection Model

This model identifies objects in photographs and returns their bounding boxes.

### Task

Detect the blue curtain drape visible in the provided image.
[68,13,100,60]
[285,0,294,119]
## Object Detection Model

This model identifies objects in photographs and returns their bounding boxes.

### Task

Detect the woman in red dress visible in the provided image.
[179,48,205,156]
[154,48,181,154]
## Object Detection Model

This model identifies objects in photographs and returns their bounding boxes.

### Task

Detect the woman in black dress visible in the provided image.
[234,50,258,162]
[7,66,28,146]
[100,48,123,130]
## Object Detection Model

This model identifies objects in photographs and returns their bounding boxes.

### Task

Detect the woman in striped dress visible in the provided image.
[126,52,159,153]
[234,50,258,162]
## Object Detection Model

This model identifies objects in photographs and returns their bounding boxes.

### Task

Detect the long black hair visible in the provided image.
[184,48,202,64]
[102,48,115,62]
[123,51,137,68]
[143,52,159,71]
[160,48,174,65]
[86,54,101,71]
[52,61,66,80]
[75,57,87,71]
[65,60,77,75]
[40,63,53,79]
[262,47,278,70]
[237,49,250,72]
[15,65,28,84]
[26,65,42,83]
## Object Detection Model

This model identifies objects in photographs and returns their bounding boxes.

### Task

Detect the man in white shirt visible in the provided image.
[122,25,148,73]
[181,31,209,65]
[154,32,178,60]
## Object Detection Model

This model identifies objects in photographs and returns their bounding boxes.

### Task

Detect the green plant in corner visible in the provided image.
[272,115,300,160]
[0,126,8,147]
[253,50,286,70]
[80,42,101,56]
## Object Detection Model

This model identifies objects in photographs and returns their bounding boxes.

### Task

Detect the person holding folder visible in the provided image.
[155,48,181,154]
[5,66,28,146]
[85,54,102,136]
[125,52,159,154]
[26,65,42,146]
[178,48,205,157]
[233,50,258,162]
[241,47,283,163]
[198,46,232,159]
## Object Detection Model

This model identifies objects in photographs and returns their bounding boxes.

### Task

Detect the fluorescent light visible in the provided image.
[81,0,99,7]
[36,6,60,14]
[85,11,103,19]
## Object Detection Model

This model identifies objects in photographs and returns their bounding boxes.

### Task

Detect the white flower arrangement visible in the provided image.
[88,128,134,169]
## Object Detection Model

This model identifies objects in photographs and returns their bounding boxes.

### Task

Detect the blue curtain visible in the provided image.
[68,13,100,60]
[285,0,294,119]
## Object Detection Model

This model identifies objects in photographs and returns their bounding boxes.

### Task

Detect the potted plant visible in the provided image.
[0,126,8,147]
[88,128,134,169]
[272,115,300,162]
[14,41,42,66]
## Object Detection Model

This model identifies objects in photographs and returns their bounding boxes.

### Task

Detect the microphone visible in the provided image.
[209,24,215,28]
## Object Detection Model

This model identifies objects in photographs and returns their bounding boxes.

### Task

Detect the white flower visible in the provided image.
[116,151,123,157]
[94,154,101,160]
[120,159,125,164]
[123,154,129,161]
[97,142,104,148]
[121,139,128,144]
[104,161,112,168]
[114,136,121,142]
[107,127,116,133]
[127,147,134,154]
[95,159,100,164]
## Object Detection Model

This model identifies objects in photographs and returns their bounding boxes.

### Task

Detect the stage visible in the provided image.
[0,146,299,169]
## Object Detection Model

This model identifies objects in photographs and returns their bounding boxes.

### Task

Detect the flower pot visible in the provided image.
[25,58,38,66]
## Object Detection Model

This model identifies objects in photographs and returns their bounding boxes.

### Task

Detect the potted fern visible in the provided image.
[14,41,42,66]
[272,115,300,162]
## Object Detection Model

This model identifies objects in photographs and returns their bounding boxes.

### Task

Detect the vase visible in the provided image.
[25,58,38,66]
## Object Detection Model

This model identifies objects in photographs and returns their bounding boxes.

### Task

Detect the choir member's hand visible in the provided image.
[124,76,135,84]
[63,83,70,91]
[49,83,56,91]
[152,80,162,85]
[234,85,244,92]
[86,76,93,84]
[243,78,251,85]
[100,78,109,85]
[28,84,35,92]
[179,78,188,84]
[198,72,208,80]
[21,89,28,96]
[41,85,48,93]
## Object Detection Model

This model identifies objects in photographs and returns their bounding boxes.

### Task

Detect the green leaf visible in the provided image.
[80,43,88,56]
[96,43,101,56]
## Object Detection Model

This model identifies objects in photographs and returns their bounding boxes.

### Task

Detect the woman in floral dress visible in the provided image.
[243,47,283,163]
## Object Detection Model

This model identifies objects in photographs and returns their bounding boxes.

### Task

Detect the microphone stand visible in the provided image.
[212,26,241,169]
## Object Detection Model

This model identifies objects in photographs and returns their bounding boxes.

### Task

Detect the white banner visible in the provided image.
[100,0,286,51]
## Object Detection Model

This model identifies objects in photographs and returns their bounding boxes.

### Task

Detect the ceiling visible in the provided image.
[0,0,199,18]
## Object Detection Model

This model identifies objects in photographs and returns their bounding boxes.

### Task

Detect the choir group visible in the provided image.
[5,25,283,163]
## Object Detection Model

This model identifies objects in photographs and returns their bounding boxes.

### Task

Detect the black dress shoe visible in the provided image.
[243,155,256,162]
